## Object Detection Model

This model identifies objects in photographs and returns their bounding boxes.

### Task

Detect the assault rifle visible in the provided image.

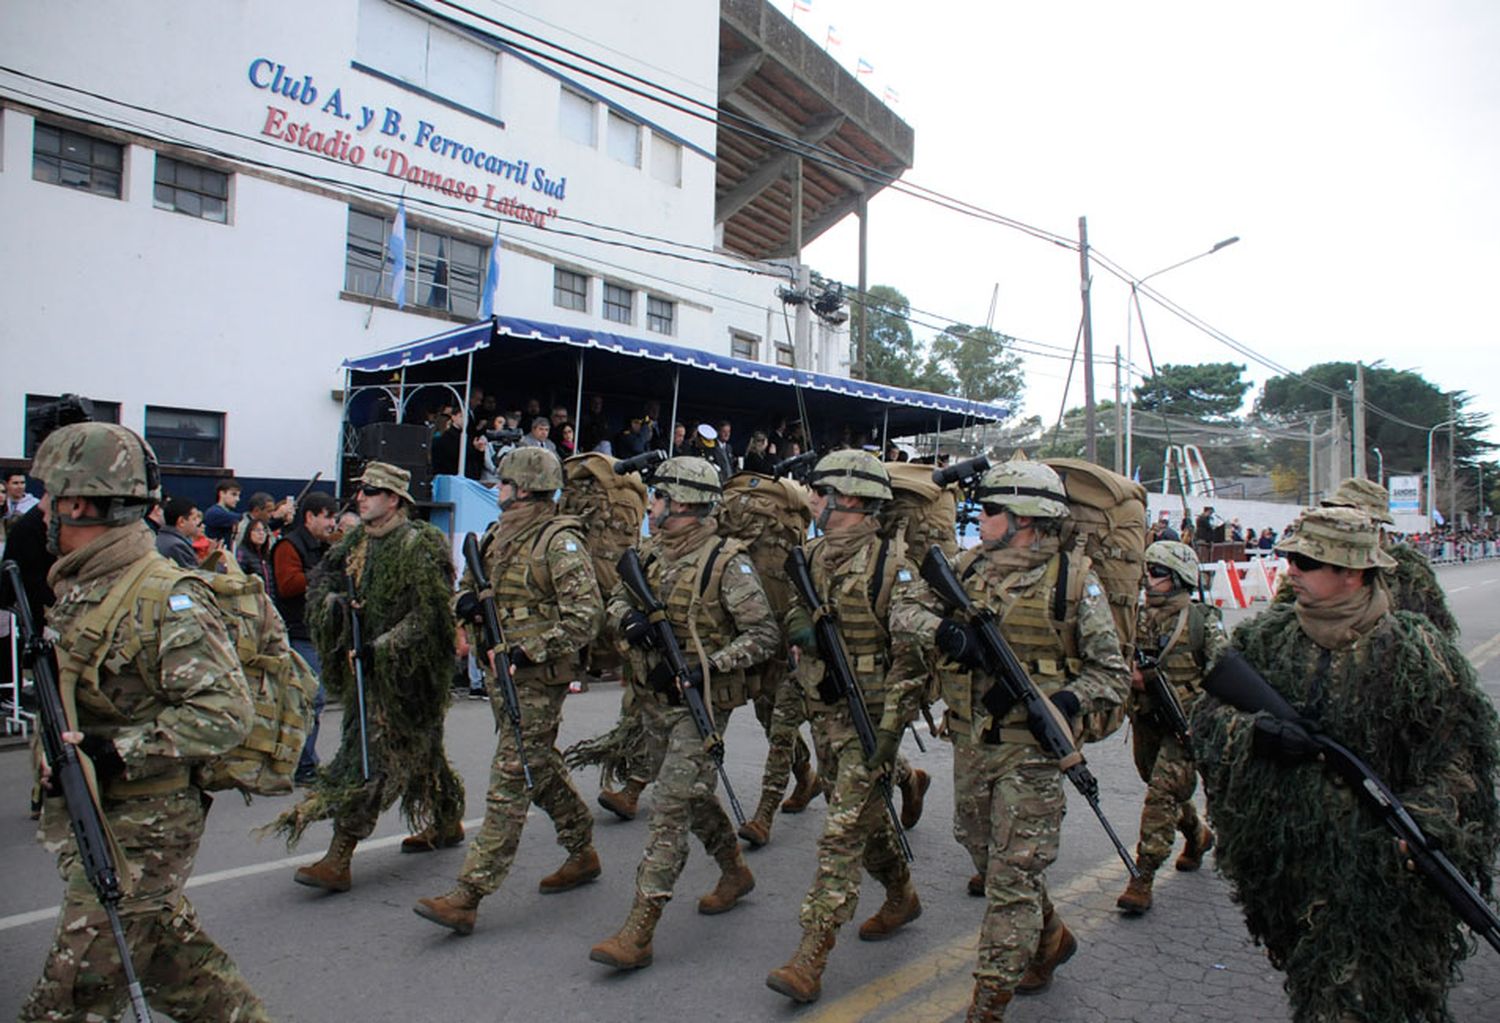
[2,561,154,1023]
[616,548,746,826]
[344,575,371,781]
[1205,651,1500,956]
[785,548,913,861]
[1133,647,1194,750]
[461,533,532,789]
[918,546,1141,880]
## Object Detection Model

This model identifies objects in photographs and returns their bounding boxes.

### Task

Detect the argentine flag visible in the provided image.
[388,198,407,309]
[480,224,500,319]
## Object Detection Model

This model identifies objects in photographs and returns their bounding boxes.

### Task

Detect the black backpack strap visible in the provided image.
[698,538,729,598]
[868,535,892,610]
[1052,550,1070,624]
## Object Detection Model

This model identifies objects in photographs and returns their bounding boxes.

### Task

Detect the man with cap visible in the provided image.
[1115,541,1227,915]
[765,451,926,1004]
[17,422,269,1021]
[1194,506,1499,1022]
[892,457,1129,1021]
[268,461,467,892]
[589,456,779,971]
[1276,477,1458,638]
[414,448,604,935]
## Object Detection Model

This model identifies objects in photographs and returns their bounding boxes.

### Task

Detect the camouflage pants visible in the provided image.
[1129,715,1201,872]
[799,711,909,931]
[633,699,739,902]
[620,682,669,786]
[22,789,269,1023]
[750,670,812,810]
[952,738,1064,985]
[331,710,466,840]
[460,682,593,895]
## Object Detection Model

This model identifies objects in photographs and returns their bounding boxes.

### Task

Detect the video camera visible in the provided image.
[614,449,667,477]
[26,393,94,452]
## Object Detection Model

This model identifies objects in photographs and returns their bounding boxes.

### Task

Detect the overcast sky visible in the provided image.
[787,0,1498,449]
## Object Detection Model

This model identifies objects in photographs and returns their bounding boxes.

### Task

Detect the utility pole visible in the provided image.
[1352,363,1366,478]
[1078,216,1097,464]
[1448,395,1457,527]
[1308,415,1317,504]
[790,159,810,370]
[855,192,868,379]
[1329,394,1341,484]
[1113,346,1123,474]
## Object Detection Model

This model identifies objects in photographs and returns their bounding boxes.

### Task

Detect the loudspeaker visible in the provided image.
[358,423,430,465]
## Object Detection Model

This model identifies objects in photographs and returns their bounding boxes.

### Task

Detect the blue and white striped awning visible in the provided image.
[344,317,1012,423]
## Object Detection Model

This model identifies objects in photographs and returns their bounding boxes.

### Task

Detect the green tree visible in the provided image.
[929,325,1025,405]
[1134,362,1249,421]
[856,285,923,388]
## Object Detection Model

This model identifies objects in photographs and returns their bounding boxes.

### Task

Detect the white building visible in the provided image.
[1,0,915,496]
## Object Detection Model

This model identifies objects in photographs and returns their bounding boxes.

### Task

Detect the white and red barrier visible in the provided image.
[1202,557,1287,609]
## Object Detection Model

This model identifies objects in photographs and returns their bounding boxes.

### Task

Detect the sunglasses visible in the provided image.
[1287,551,1334,573]
[359,485,392,498]
[813,486,837,499]
[1146,564,1176,580]
[980,503,1007,518]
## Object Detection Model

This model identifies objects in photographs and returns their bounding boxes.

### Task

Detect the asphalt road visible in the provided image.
[4,558,1500,1021]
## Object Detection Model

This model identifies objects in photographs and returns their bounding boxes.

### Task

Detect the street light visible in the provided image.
[1427,419,1456,531]
[1371,446,1384,487]
[1124,236,1240,476]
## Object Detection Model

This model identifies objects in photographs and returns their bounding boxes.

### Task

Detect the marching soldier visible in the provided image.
[765,451,925,1004]
[588,456,779,971]
[20,422,269,1021]
[415,448,604,934]
[892,458,1129,1021]
[1115,541,1226,914]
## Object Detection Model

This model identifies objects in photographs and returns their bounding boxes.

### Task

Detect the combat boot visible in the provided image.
[294,830,358,893]
[598,778,646,821]
[766,926,837,1003]
[698,851,755,914]
[588,897,663,970]
[738,795,778,848]
[1116,873,1154,915]
[780,761,819,813]
[400,819,465,853]
[966,976,1013,1022]
[413,882,483,935]
[539,847,602,893]
[967,872,985,897]
[858,882,922,941]
[1015,907,1076,995]
[1175,821,1215,871]
[898,767,931,829]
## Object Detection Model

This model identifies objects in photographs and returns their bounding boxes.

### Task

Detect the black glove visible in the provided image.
[78,734,126,783]
[936,618,986,670]
[1050,690,1081,722]
[646,660,701,698]
[454,591,483,626]
[620,610,653,649]
[507,646,533,670]
[1251,716,1323,765]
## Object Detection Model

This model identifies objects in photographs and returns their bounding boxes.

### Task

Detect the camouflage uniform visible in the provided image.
[22,422,268,1022]
[1195,508,1499,1022]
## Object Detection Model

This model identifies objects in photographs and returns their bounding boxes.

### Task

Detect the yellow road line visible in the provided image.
[808,859,1177,1023]
[1468,631,1500,671]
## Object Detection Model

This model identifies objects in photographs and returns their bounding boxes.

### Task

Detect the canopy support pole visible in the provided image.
[338,366,352,500]
[457,351,474,480]
[881,407,890,454]
[668,367,681,456]
[573,352,585,451]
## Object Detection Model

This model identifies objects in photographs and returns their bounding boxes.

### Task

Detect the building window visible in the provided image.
[22,395,121,458]
[606,111,640,167]
[647,296,675,335]
[144,406,225,467]
[554,268,588,311]
[344,208,483,318]
[33,123,123,198]
[357,0,499,116]
[154,156,229,223]
[650,133,682,187]
[603,283,633,325]
[559,87,596,146]
[731,332,759,361]
[775,342,795,368]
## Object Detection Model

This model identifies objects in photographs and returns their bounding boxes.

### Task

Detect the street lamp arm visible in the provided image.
[1138,236,1241,285]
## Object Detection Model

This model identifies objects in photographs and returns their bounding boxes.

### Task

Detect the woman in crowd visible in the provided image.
[557,422,576,459]
[237,517,273,583]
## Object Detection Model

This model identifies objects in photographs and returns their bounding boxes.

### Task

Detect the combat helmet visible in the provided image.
[975,458,1069,518]
[807,450,893,503]
[1321,477,1394,526]
[31,422,161,527]
[651,456,723,506]
[499,446,564,493]
[1145,540,1199,590]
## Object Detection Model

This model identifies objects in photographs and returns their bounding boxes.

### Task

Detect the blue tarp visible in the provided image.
[344,317,1012,423]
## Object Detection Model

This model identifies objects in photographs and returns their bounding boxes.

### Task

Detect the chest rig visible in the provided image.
[483,515,584,682]
[650,535,751,711]
[796,532,903,709]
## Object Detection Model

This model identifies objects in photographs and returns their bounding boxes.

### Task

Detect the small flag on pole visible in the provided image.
[882,85,900,104]
[792,0,812,13]
[480,224,501,319]
[856,58,874,75]
[825,25,840,48]
[388,197,407,309]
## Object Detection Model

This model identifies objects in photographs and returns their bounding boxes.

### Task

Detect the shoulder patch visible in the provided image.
[564,540,578,552]
[748,477,761,488]
[1085,583,1102,599]
[168,593,195,612]
[897,568,912,582]
[738,563,753,574]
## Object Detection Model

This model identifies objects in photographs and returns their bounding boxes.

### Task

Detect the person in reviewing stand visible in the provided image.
[520,416,558,456]
[157,496,202,568]
[742,431,775,475]
[202,478,242,546]
[557,422,576,459]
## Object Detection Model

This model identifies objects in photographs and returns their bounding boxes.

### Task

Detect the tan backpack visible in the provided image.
[718,473,813,615]
[882,461,960,559]
[562,452,648,592]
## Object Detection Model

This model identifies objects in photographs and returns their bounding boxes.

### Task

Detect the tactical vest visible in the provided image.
[485,514,586,684]
[719,474,811,618]
[940,548,1087,742]
[650,535,752,711]
[795,532,904,710]
[1138,601,1215,710]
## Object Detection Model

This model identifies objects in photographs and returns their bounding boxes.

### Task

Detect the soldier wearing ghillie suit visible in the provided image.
[718,469,819,849]
[1274,477,1458,638]
[1194,507,1499,1023]
[20,422,269,1022]
[415,448,604,935]
[588,457,779,972]
[765,452,926,1005]
[271,461,466,892]
[1115,541,1227,915]
[892,458,1129,1022]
